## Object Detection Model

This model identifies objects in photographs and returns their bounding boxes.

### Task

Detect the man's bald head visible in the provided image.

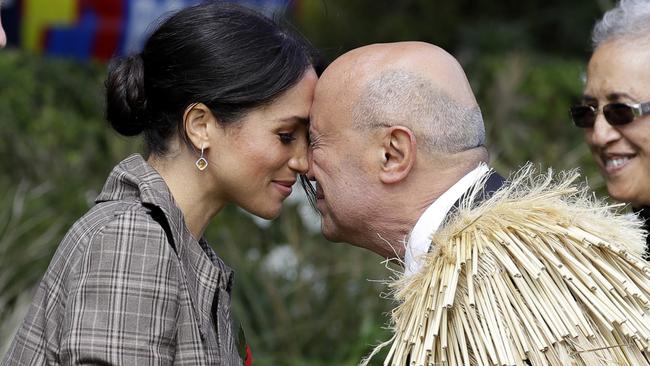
[308,42,488,256]
[315,42,485,155]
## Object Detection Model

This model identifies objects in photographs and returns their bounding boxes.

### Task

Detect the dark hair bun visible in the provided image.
[103,3,317,155]
[105,54,148,136]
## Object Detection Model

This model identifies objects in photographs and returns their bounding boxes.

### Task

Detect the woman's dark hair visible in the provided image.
[106,2,320,155]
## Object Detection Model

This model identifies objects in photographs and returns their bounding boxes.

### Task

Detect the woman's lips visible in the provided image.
[273,181,294,197]
[601,154,636,175]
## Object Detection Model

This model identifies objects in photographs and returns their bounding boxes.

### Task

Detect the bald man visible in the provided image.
[307,41,502,273]
[307,42,650,365]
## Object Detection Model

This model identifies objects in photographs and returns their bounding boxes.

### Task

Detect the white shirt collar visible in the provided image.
[403,164,490,276]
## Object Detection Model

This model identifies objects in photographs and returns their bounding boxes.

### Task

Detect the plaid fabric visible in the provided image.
[2,154,242,365]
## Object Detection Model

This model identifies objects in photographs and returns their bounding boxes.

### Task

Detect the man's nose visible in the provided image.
[305,148,316,180]
[589,113,622,147]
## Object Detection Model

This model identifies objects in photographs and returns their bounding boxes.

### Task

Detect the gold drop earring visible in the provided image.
[195,144,208,171]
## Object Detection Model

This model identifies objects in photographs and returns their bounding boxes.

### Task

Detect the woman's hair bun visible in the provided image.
[105,54,148,136]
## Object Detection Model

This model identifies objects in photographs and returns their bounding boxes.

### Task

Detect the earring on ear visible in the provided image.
[195,144,208,171]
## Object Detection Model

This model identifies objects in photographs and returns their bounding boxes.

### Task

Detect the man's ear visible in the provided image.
[379,126,416,184]
[183,103,213,151]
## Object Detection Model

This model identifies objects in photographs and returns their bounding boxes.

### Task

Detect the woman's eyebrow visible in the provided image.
[279,116,310,125]
[606,92,639,103]
[581,95,596,103]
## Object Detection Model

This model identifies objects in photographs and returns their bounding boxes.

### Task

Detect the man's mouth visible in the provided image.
[315,182,325,200]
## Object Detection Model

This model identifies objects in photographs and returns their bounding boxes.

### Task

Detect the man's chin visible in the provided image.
[315,198,326,213]
[320,226,339,242]
[320,220,344,243]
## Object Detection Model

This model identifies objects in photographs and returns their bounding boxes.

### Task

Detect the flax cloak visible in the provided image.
[363,165,650,366]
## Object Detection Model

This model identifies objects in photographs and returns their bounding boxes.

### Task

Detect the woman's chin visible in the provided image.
[253,206,282,220]
[607,184,642,206]
[239,198,285,220]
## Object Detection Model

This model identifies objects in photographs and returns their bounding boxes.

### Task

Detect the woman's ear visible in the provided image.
[184,103,213,150]
[379,126,416,184]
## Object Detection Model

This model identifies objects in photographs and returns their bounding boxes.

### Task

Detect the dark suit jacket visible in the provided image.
[451,170,506,211]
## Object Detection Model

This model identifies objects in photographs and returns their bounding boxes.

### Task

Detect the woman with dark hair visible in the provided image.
[570,0,650,259]
[2,3,318,365]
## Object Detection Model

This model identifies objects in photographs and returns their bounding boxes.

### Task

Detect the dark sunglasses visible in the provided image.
[569,101,650,128]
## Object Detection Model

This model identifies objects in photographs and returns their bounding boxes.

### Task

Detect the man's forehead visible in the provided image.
[311,74,356,124]
[316,67,361,99]
[310,102,343,134]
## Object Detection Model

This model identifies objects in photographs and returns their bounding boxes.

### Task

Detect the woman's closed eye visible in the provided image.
[278,132,297,144]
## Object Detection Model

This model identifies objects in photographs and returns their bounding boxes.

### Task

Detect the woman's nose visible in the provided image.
[588,113,622,147]
[288,143,309,174]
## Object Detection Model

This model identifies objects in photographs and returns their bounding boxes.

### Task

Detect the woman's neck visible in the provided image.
[148,153,224,240]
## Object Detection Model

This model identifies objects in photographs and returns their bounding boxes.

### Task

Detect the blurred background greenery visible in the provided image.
[1,0,613,364]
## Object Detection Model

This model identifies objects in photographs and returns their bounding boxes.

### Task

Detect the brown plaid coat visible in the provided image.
[2,154,243,365]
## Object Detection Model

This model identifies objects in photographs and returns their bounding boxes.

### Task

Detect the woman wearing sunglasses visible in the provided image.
[570,0,650,258]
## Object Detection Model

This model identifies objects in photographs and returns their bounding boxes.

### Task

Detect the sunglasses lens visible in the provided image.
[603,103,635,125]
[570,105,595,127]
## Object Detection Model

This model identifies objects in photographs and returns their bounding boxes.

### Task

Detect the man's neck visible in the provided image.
[357,174,457,258]
[362,160,485,259]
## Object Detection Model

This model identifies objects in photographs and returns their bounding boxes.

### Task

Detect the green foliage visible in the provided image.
[0,50,140,355]
[0,1,611,363]
[296,0,605,62]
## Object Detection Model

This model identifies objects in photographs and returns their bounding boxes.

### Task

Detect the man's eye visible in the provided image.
[309,134,321,148]
[279,133,296,144]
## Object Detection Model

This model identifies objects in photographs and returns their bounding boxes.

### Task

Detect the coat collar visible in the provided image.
[95,154,234,334]
[96,154,180,217]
